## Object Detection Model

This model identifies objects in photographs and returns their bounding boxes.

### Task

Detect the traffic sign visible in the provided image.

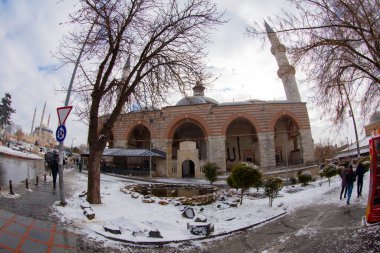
[57,106,73,125]
[56,125,67,142]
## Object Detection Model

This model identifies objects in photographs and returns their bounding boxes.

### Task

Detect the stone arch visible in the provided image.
[221,113,262,136]
[126,122,152,149]
[270,110,302,131]
[272,111,303,166]
[165,114,211,140]
[224,115,261,170]
[125,120,154,140]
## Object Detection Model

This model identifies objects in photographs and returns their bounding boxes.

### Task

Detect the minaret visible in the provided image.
[47,113,50,127]
[30,107,36,135]
[118,55,131,112]
[121,55,131,82]
[39,102,46,137]
[192,80,205,96]
[265,21,301,102]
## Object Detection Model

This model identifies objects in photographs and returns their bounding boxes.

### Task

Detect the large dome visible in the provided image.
[176,96,219,106]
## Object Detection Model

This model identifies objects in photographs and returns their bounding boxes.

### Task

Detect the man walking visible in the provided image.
[50,153,59,189]
[355,161,365,197]
[346,165,356,205]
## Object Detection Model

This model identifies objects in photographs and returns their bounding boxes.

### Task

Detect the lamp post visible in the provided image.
[71,137,76,154]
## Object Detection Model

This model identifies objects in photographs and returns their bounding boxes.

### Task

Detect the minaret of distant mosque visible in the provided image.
[265,21,301,103]
[39,102,46,137]
[30,107,36,135]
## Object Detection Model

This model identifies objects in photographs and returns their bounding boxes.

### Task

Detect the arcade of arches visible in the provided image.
[106,104,314,179]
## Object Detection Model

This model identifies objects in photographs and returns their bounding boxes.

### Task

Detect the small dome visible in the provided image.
[176,96,218,106]
[370,111,380,124]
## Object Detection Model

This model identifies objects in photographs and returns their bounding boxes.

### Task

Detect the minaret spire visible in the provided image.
[39,102,46,137]
[30,107,36,135]
[47,113,51,127]
[265,21,301,102]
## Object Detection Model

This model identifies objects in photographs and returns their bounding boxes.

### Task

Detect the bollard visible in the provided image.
[44,173,47,181]
[26,178,29,189]
[35,176,39,185]
[9,180,14,195]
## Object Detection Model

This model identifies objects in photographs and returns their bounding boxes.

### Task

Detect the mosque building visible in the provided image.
[98,23,315,178]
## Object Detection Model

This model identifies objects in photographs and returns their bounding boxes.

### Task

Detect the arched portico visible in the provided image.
[225,117,260,171]
[273,114,303,166]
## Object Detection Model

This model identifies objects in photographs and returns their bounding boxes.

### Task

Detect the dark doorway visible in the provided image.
[182,160,195,178]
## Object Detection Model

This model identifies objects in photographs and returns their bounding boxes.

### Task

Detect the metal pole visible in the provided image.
[342,86,360,157]
[58,21,96,206]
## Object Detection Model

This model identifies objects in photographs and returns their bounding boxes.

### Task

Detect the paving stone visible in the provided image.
[20,239,48,253]
[34,219,53,230]
[28,228,51,242]
[54,233,78,247]
[0,231,21,249]
[14,215,33,226]
[51,246,79,253]
[4,223,28,236]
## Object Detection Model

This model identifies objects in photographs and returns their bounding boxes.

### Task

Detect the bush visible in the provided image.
[264,177,283,207]
[298,171,312,186]
[290,177,297,185]
[227,175,237,190]
[227,162,262,205]
[323,164,338,186]
[203,162,219,185]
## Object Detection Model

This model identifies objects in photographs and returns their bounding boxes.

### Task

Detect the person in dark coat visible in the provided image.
[50,154,59,189]
[355,161,365,197]
[345,165,356,205]
[340,164,348,200]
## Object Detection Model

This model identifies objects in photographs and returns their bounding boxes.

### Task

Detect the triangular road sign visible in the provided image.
[57,106,73,125]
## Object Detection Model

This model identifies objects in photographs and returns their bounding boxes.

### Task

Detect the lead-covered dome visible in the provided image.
[176,80,218,106]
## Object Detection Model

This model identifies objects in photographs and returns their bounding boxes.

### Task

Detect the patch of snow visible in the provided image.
[0,145,42,160]
[53,172,370,246]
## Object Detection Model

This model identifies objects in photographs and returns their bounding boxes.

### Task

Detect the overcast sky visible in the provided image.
[0,0,366,147]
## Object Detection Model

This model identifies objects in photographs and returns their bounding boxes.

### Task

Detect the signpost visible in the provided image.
[56,106,72,205]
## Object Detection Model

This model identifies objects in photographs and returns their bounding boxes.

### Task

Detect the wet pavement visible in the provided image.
[0,209,78,253]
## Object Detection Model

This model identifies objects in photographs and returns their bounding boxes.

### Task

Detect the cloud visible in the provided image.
[0,0,365,148]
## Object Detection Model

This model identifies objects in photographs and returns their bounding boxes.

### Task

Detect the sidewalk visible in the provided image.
[0,168,81,253]
[0,209,78,253]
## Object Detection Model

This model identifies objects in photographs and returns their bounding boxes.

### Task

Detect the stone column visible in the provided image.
[207,136,226,172]
[300,129,314,164]
[258,132,276,170]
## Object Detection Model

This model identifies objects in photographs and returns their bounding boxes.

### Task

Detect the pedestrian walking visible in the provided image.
[79,159,82,173]
[50,153,59,189]
[340,164,348,200]
[345,165,356,205]
[355,160,365,197]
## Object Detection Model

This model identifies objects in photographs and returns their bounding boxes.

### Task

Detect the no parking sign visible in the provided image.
[56,125,67,142]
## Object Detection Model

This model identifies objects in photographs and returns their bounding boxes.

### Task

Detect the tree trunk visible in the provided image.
[87,147,103,204]
[240,189,245,205]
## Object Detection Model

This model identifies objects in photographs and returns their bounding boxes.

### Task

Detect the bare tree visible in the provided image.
[314,139,339,163]
[247,0,380,125]
[57,0,224,204]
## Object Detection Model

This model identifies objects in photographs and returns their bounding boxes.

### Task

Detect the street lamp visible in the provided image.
[71,137,76,154]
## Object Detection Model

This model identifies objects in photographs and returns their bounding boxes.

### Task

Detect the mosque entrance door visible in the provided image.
[182,160,195,178]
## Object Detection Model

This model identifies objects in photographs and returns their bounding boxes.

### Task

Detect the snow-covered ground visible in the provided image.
[0,145,42,160]
[54,172,369,246]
